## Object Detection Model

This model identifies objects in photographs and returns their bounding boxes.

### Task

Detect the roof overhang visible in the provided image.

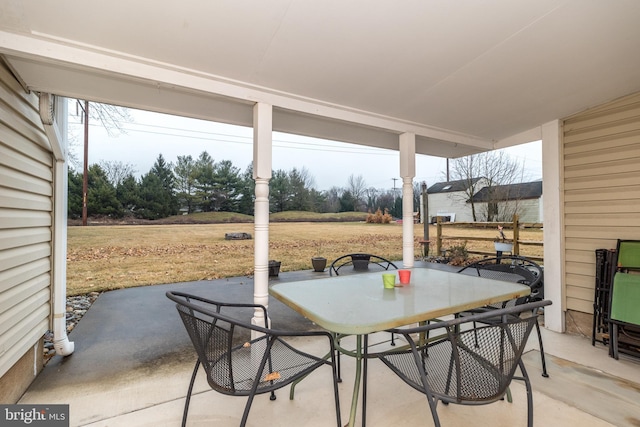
[2,1,639,158]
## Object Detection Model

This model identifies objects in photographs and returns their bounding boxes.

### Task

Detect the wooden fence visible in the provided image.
[434,215,544,262]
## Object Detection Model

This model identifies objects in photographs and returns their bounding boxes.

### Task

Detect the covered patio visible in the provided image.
[3,0,640,415]
[19,265,640,426]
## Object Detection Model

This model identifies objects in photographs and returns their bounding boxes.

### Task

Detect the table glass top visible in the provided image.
[269,268,530,335]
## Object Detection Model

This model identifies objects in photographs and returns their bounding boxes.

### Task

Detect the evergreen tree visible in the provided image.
[309,188,328,213]
[150,154,178,215]
[236,163,255,215]
[174,155,197,214]
[270,169,290,212]
[67,169,83,219]
[87,164,123,217]
[288,167,312,211]
[339,190,356,212]
[193,151,217,212]
[116,174,140,216]
[391,195,403,219]
[136,172,171,219]
[215,160,242,212]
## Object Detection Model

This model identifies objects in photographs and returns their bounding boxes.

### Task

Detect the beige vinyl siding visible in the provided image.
[0,61,52,378]
[563,92,640,314]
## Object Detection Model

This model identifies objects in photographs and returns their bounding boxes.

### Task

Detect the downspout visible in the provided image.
[40,94,74,355]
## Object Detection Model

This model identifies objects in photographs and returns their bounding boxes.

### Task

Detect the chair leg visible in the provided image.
[329,345,343,427]
[534,320,549,377]
[240,350,274,427]
[517,361,534,427]
[513,359,533,427]
[421,376,442,426]
[335,334,342,382]
[240,394,257,427]
[182,360,200,427]
[611,323,619,360]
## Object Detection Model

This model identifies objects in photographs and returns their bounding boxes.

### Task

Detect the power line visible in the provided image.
[67,120,397,156]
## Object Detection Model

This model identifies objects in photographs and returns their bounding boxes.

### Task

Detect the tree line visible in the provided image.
[68,151,419,220]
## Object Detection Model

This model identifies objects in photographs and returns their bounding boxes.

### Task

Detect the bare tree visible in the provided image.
[446,155,485,221]
[347,174,367,211]
[324,186,342,213]
[448,151,523,221]
[67,99,135,225]
[67,99,134,169]
[73,100,133,137]
[99,160,137,187]
[365,187,379,211]
[294,166,316,189]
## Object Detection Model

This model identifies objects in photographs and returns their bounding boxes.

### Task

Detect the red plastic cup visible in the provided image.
[398,269,411,285]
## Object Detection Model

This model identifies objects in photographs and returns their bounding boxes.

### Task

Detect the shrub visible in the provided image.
[447,241,469,266]
[366,208,393,224]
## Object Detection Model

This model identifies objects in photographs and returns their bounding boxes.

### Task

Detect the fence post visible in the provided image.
[513,214,520,255]
[436,216,442,256]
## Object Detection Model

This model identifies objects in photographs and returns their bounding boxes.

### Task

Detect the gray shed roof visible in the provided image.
[471,181,542,202]
[427,178,483,194]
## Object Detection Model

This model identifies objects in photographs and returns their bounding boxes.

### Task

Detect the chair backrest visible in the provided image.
[166,291,270,396]
[329,253,397,276]
[610,240,640,326]
[457,256,543,303]
[387,300,551,404]
[616,240,640,270]
[610,272,640,325]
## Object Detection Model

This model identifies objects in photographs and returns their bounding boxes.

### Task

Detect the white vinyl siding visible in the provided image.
[508,199,541,223]
[563,92,640,314]
[428,192,475,222]
[0,61,52,378]
[473,198,542,223]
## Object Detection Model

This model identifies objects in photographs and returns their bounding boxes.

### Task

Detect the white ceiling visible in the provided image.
[1,0,640,158]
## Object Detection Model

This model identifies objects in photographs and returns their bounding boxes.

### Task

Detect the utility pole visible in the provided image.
[392,177,399,193]
[446,158,450,181]
[82,100,89,226]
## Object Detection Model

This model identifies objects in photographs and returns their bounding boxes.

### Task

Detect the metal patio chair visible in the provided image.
[166,291,342,427]
[329,253,397,276]
[457,256,549,377]
[377,300,552,427]
[329,253,398,380]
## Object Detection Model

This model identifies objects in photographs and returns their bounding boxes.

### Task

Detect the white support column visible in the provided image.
[541,120,565,333]
[252,103,272,330]
[399,133,416,267]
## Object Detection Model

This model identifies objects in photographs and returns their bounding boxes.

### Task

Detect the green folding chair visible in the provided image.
[608,240,640,359]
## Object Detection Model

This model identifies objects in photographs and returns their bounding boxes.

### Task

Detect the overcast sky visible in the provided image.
[67,105,542,191]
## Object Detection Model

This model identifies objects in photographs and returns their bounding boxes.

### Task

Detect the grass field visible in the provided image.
[67,218,543,296]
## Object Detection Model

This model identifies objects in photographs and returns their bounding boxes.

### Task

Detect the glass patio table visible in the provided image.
[269,267,531,427]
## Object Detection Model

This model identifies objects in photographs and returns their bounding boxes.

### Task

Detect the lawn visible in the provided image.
[66,221,543,295]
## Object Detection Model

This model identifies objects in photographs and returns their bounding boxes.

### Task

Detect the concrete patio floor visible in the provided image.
[19,263,640,426]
